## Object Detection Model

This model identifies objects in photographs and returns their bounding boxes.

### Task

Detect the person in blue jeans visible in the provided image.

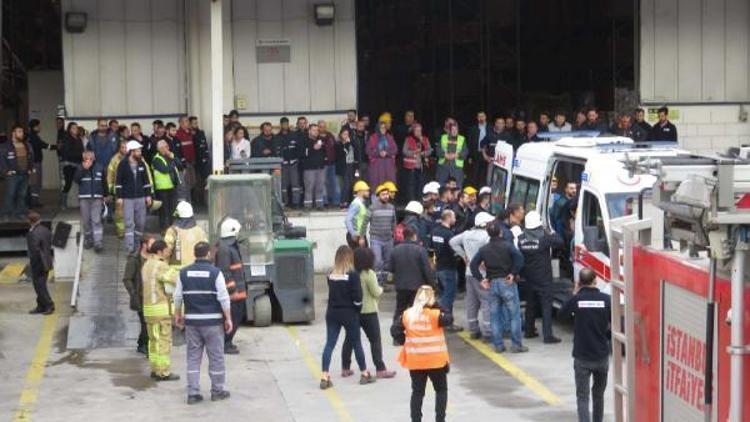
[0,125,35,219]
[470,221,526,353]
[319,245,376,390]
[430,209,463,332]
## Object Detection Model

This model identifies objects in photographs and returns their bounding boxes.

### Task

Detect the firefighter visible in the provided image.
[559,268,612,422]
[164,201,207,268]
[141,239,180,381]
[215,218,248,355]
[345,180,370,248]
[107,139,128,238]
[393,285,452,422]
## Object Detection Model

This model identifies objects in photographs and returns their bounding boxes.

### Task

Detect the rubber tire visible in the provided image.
[253,294,272,327]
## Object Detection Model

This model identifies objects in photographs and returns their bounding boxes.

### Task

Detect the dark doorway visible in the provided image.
[355,0,635,132]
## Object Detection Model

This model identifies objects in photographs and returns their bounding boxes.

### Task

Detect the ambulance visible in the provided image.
[507,136,686,304]
[488,139,514,215]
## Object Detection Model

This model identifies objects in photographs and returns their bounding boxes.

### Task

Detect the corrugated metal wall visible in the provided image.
[640,0,750,103]
[62,0,187,118]
[62,0,356,121]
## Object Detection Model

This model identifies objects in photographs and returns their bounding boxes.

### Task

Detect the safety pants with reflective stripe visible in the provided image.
[143,303,171,318]
[147,318,173,377]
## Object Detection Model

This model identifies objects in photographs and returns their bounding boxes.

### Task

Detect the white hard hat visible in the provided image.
[220,218,242,238]
[479,186,492,196]
[474,212,495,228]
[524,210,543,229]
[126,140,142,152]
[175,201,193,219]
[405,201,424,215]
[422,181,440,195]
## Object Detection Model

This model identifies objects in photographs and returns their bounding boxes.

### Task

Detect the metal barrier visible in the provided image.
[69,231,84,308]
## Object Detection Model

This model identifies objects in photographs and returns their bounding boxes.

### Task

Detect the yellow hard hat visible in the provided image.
[463,186,478,196]
[353,180,370,193]
[383,181,398,192]
[375,184,388,195]
[378,112,392,123]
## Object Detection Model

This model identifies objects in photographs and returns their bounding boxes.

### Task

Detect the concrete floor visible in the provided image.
[0,260,615,421]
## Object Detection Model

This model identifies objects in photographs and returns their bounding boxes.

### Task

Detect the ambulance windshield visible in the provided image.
[606,193,637,218]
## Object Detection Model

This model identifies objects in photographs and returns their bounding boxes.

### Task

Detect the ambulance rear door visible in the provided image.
[490,140,514,214]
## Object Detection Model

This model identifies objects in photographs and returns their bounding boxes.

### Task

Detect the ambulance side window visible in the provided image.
[509,176,540,212]
[582,191,609,256]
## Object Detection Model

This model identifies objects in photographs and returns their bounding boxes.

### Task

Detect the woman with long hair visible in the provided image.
[230,126,251,160]
[395,285,453,422]
[340,247,396,379]
[320,245,376,389]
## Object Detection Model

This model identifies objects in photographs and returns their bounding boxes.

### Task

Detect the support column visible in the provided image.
[210,0,224,174]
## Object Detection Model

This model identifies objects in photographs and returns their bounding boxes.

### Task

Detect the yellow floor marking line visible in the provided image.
[457,331,562,406]
[13,287,62,422]
[0,262,27,284]
[286,326,354,422]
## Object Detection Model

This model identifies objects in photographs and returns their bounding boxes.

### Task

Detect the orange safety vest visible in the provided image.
[397,307,450,370]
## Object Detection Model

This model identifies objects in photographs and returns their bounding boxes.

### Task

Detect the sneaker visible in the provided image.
[469,332,482,340]
[319,378,333,390]
[376,370,396,379]
[543,336,562,344]
[445,325,464,333]
[211,390,231,401]
[341,369,354,378]
[155,373,180,382]
[187,394,204,405]
[359,373,377,385]
[510,345,529,353]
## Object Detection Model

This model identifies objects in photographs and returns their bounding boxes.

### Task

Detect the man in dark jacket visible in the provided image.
[27,211,54,314]
[122,235,155,354]
[633,108,652,134]
[276,117,302,208]
[387,226,434,345]
[74,151,107,252]
[302,124,327,210]
[1,125,35,219]
[430,210,463,332]
[466,111,488,188]
[152,140,182,230]
[115,141,153,253]
[559,268,611,422]
[251,122,277,158]
[215,218,248,354]
[518,211,563,343]
[648,106,678,142]
[87,119,118,172]
[189,116,210,206]
[470,221,525,353]
[28,119,56,207]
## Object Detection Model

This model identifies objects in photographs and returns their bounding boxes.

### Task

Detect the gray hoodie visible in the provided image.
[449,228,490,277]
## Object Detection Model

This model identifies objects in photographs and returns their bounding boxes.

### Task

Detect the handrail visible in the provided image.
[70,231,84,308]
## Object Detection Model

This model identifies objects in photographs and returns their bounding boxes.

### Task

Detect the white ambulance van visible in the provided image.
[489,140,514,215]
[508,137,685,303]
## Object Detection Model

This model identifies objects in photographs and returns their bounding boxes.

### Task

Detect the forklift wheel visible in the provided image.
[253,294,272,327]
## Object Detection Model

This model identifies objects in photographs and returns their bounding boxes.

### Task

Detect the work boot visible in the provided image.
[42,307,55,315]
[544,336,562,344]
[376,370,396,379]
[211,390,231,402]
[510,345,529,353]
[224,343,239,355]
[341,369,354,378]
[359,372,377,385]
[187,394,203,405]
[155,373,180,382]
[445,324,464,333]
[469,332,482,340]
[29,307,44,314]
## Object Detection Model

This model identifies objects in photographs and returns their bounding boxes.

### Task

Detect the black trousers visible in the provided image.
[524,283,555,340]
[32,271,53,311]
[342,312,386,371]
[225,300,246,345]
[156,188,177,231]
[410,366,448,422]
[137,310,148,349]
[392,289,418,341]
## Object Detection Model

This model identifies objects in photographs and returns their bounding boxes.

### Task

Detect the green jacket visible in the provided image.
[359,269,383,314]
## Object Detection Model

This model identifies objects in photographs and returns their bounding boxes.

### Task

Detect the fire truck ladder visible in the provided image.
[612,154,750,422]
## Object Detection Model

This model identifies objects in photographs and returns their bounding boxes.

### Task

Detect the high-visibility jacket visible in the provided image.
[107,153,125,195]
[152,154,179,190]
[437,134,466,168]
[142,256,178,319]
[164,224,208,268]
[397,307,450,370]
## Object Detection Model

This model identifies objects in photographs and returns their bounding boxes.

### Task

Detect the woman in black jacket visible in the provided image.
[320,245,376,389]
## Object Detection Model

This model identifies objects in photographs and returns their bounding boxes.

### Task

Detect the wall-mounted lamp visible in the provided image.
[65,12,87,33]
[314,3,335,26]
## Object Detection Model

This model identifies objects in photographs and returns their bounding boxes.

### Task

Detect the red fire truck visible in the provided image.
[608,155,750,422]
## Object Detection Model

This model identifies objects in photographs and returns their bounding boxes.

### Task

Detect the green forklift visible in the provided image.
[207,158,314,326]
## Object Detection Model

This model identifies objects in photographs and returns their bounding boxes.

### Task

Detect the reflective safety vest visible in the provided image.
[152,154,175,190]
[437,134,466,168]
[142,256,178,319]
[107,153,125,194]
[349,197,369,236]
[179,260,224,326]
[165,224,208,268]
[397,308,450,370]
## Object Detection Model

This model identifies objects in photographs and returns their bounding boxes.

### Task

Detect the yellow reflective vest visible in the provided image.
[141,256,178,319]
[438,134,466,168]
